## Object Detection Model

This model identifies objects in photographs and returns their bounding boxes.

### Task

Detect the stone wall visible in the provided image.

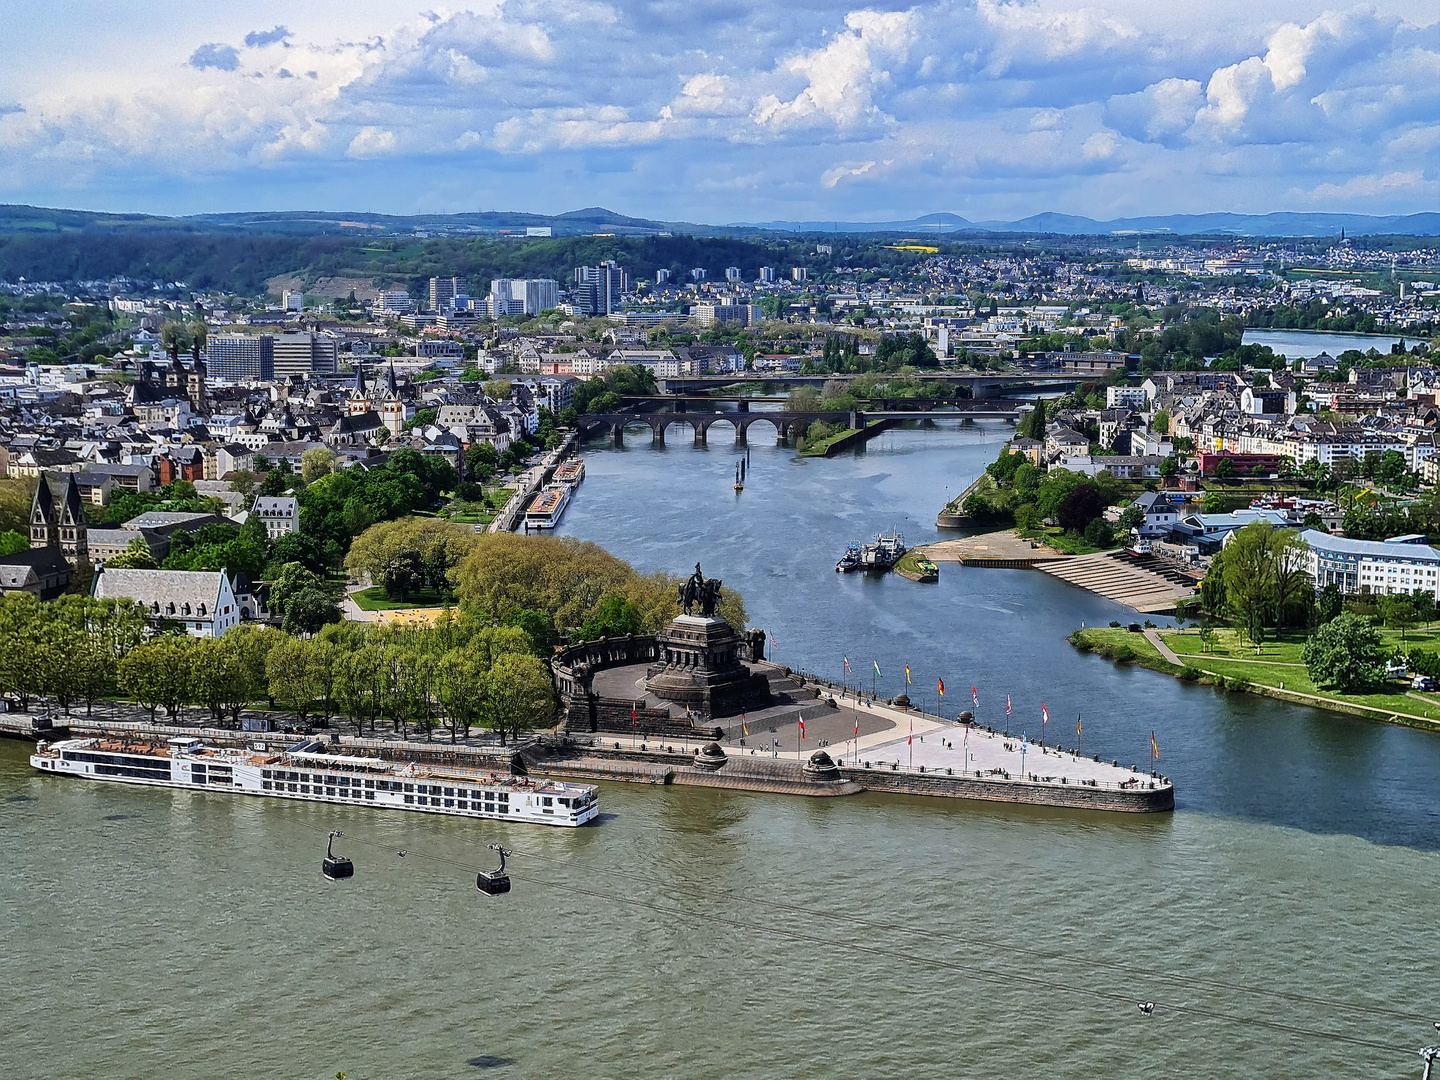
[841,765,1174,812]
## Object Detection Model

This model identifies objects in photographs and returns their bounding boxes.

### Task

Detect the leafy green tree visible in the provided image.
[284,588,343,635]
[1016,399,1047,441]
[189,637,251,724]
[1378,593,1419,642]
[1215,458,1234,479]
[105,536,157,569]
[1216,523,1312,633]
[574,595,644,642]
[0,529,28,556]
[1302,613,1385,690]
[1317,582,1343,622]
[482,652,554,744]
[118,637,194,720]
[301,446,336,483]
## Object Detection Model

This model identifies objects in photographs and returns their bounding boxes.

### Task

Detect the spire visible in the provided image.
[385,360,398,394]
[353,362,366,394]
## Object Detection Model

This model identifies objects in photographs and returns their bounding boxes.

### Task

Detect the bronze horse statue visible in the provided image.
[678,562,723,617]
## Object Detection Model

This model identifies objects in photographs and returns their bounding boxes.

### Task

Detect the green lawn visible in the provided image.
[351,586,454,611]
[1021,525,1116,556]
[1072,626,1440,727]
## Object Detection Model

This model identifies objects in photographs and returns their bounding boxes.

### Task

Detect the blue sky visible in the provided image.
[0,1,1435,221]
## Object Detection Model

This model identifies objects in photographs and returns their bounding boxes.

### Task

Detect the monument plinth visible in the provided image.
[643,563,772,719]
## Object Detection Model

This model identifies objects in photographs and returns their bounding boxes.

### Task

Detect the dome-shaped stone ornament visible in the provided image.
[804,749,842,781]
[693,741,729,771]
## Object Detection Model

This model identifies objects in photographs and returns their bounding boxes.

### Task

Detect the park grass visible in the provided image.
[1071,626,1440,729]
[351,586,453,612]
[1021,525,1115,556]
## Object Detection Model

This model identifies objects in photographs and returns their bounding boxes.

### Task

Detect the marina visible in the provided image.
[30,736,599,827]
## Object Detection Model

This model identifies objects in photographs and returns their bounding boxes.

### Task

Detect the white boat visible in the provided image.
[523,484,571,529]
[30,736,599,827]
[552,458,585,490]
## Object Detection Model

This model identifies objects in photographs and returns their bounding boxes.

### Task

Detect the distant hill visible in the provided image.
[2,203,1436,241]
[733,210,1440,237]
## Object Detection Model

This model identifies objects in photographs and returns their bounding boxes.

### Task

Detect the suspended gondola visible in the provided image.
[322,830,354,880]
[477,843,512,896]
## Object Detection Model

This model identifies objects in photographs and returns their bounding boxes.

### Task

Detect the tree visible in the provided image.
[1159,457,1179,479]
[1151,410,1170,435]
[1302,612,1385,690]
[118,637,194,720]
[1215,457,1234,479]
[1317,582,1343,622]
[1016,399,1047,441]
[230,470,255,498]
[105,536,157,570]
[465,441,499,481]
[301,446,336,484]
[189,637,251,724]
[483,378,514,401]
[1378,593,1419,642]
[285,588,343,635]
[0,529,27,556]
[482,652,554,744]
[1083,518,1114,548]
[1214,523,1311,633]
[574,595,644,642]
[344,516,479,599]
[1202,490,1226,514]
[1058,483,1104,534]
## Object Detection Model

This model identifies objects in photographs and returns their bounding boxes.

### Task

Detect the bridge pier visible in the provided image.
[693,425,707,447]
[737,400,749,413]
[611,424,624,448]
[652,425,665,447]
[734,425,747,447]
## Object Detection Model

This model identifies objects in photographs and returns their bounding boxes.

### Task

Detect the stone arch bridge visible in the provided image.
[577,411,857,447]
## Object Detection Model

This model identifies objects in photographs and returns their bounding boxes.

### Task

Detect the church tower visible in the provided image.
[29,473,88,564]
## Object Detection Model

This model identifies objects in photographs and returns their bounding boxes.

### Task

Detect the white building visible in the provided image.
[1105,385,1148,409]
[692,303,761,328]
[282,290,304,312]
[725,267,743,282]
[792,267,808,283]
[489,278,559,316]
[252,495,300,539]
[93,568,242,638]
[376,291,417,316]
[1301,530,1440,598]
[758,267,776,283]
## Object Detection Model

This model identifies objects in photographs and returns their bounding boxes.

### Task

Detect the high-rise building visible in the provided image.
[693,303,762,328]
[282,290,304,312]
[376,291,416,316]
[207,334,275,381]
[428,276,459,312]
[656,268,672,286]
[690,268,707,282]
[725,267,743,283]
[792,267,808,283]
[758,266,775,283]
[489,278,560,315]
[272,332,338,379]
[572,262,629,316]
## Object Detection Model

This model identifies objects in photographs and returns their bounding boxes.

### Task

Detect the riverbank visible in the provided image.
[1070,626,1440,733]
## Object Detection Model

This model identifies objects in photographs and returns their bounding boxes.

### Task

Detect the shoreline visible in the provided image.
[1070,627,1440,734]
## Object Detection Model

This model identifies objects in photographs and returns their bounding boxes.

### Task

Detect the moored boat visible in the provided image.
[523,484,571,529]
[836,542,861,572]
[30,736,599,826]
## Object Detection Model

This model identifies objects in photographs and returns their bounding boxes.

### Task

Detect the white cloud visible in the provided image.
[346,126,396,158]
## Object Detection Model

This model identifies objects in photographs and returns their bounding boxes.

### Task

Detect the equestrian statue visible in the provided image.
[678,562,723,618]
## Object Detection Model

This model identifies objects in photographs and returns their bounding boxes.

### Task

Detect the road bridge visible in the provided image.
[656,372,1085,398]
[576,407,1019,448]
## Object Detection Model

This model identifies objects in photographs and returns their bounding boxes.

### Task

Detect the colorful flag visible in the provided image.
[742,714,749,737]
[769,631,778,647]
[1077,715,1082,736]
[799,718,806,740]
[1151,731,1159,759]
[874,660,882,678]
[1042,703,1049,727]
[905,664,912,685]
[972,686,979,709]
[937,678,945,697]
[631,705,637,727]
[908,718,913,746]
[1006,694,1012,716]
[843,656,852,674]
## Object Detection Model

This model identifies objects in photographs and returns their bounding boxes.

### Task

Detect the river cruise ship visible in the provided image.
[523,484,571,529]
[552,458,585,489]
[30,737,599,827]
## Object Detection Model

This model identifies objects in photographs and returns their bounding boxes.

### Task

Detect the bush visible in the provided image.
[1084,518,1115,548]
[1225,676,1251,692]
[1108,620,1122,628]
[1112,644,1136,662]
[1178,665,1202,681]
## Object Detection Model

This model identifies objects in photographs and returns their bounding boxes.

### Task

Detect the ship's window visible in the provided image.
[404,794,414,804]
[300,784,310,794]
[484,803,495,813]
[262,781,271,790]
[288,783,297,792]
[364,779,374,789]
[403,783,414,793]
[542,797,552,806]
[444,787,454,797]
[262,769,271,779]
[444,798,454,808]
[558,798,569,807]
[325,787,336,797]
[366,792,374,800]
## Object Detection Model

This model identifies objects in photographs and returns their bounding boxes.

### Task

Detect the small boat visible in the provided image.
[913,557,939,582]
[860,531,907,573]
[734,459,745,492]
[836,543,862,572]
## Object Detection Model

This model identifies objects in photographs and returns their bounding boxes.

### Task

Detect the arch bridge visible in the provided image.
[577,410,856,448]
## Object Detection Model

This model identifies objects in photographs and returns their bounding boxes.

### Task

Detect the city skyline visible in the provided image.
[0,1,1436,221]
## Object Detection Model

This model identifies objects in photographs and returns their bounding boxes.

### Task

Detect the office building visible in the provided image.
[282,290,304,312]
[428,276,459,312]
[207,334,274,381]
[757,267,775,283]
[489,278,560,316]
[572,262,629,316]
[376,291,416,316]
[1302,530,1440,598]
[272,332,338,379]
[693,303,762,328]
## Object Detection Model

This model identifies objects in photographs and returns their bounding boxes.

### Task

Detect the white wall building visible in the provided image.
[93,568,242,638]
[252,495,300,539]
[1301,530,1440,598]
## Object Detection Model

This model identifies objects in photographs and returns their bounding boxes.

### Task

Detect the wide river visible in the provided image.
[3,421,1438,1079]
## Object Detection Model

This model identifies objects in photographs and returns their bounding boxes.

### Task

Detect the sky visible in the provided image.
[0,1,1435,223]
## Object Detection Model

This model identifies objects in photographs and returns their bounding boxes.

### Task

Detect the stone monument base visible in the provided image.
[645,614,772,719]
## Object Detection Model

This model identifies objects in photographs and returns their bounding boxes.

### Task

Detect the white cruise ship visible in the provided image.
[31,737,599,827]
[523,484,571,529]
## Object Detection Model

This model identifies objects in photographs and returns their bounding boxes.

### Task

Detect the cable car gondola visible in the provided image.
[322,829,354,880]
[477,843,512,896]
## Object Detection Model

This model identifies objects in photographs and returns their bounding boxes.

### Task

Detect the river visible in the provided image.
[1241,328,1407,358]
[3,421,1438,1079]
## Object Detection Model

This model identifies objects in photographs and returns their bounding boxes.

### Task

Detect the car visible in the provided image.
[1411,675,1437,692]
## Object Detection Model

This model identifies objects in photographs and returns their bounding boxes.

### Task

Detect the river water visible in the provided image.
[4,421,1438,1079]
[1241,328,1406,358]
